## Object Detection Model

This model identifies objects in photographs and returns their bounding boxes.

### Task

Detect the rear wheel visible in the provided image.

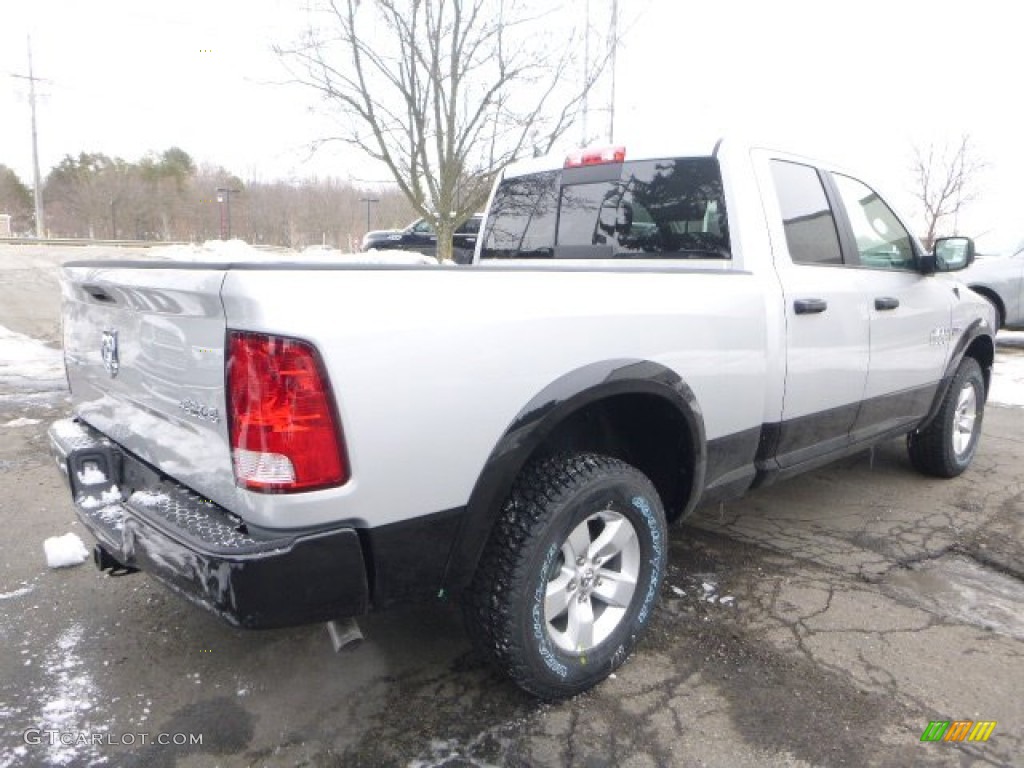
[463,453,667,699]
[907,357,985,477]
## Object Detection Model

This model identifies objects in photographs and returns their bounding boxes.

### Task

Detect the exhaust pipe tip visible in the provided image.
[93,545,139,577]
[326,618,364,653]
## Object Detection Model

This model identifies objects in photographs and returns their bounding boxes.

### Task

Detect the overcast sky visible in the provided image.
[1,0,1019,250]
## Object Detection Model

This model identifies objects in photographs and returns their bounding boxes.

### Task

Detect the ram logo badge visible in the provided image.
[101,330,119,378]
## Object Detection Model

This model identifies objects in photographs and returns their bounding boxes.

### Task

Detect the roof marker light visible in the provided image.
[564,145,626,168]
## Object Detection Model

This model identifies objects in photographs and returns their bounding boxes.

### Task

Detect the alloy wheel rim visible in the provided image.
[544,508,640,654]
[952,382,978,457]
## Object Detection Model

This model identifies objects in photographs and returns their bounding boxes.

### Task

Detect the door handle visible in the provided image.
[874,297,900,311]
[794,298,828,315]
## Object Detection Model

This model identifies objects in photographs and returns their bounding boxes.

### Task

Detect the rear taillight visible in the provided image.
[227,331,348,492]
[564,145,626,168]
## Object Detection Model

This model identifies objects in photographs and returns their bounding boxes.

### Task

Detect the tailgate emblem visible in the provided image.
[101,330,120,378]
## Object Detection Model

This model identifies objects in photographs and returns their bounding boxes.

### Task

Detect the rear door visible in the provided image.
[826,172,955,441]
[61,264,236,507]
[760,157,871,468]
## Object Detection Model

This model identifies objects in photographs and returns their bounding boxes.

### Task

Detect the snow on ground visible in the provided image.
[37,624,106,767]
[990,345,1024,408]
[0,586,34,600]
[2,417,41,427]
[0,324,66,393]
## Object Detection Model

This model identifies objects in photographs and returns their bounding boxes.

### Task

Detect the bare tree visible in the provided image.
[278,0,609,261]
[911,135,984,250]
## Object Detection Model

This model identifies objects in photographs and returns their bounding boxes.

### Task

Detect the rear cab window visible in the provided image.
[481,157,730,260]
[770,160,844,266]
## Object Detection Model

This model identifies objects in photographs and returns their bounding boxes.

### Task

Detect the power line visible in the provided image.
[10,36,49,238]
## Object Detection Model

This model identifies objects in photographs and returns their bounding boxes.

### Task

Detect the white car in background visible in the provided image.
[960,241,1024,330]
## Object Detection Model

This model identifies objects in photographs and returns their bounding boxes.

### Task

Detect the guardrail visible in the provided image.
[0,238,294,252]
[0,237,190,248]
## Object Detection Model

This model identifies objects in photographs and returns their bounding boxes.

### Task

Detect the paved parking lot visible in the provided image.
[2,386,1021,767]
[1,244,1021,766]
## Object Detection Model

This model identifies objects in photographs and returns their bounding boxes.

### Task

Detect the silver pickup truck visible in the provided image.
[48,138,996,698]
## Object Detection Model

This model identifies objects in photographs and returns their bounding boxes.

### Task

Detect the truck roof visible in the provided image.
[500,136,874,202]
[502,135,726,179]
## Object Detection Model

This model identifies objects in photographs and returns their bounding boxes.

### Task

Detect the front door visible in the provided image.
[826,172,955,441]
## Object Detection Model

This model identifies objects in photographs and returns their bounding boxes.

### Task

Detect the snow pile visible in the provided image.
[144,239,440,266]
[343,248,439,265]
[43,533,90,568]
[148,239,440,265]
[0,324,66,392]
[148,239,273,263]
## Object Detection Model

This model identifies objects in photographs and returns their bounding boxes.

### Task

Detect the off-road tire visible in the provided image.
[463,453,667,699]
[907,357,985,477]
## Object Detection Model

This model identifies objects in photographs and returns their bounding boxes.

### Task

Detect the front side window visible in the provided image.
[770,160,843,266]
[480,158,729,259]
[832,173,915,270]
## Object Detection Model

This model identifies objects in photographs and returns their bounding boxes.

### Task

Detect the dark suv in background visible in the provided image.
[361,214,483,263]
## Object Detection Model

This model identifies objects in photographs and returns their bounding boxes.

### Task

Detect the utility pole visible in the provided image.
[216,187,240,239]
[11,37,47,238]
[582,0,590,146]
[608,0,618,144]
[359,197,379,234]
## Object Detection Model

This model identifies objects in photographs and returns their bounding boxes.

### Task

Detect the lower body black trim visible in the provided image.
[701,427,761,504]
[49,418,370,628]
[752,383,939,488]
[362,507,466,609]
[850,383,937,444]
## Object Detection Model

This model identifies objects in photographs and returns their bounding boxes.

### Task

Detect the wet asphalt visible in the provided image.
[1,359,1022,767]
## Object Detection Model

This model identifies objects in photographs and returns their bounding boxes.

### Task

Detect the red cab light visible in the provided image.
[227,331,348,492]
[564,145,626,168]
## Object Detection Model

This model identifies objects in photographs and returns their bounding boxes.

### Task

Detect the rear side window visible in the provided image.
[480,158,729,259]
[771,160,843,266]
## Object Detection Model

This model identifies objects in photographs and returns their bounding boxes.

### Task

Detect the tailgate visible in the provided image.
[61,264,235,508]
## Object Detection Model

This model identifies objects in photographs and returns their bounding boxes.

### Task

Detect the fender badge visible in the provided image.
[101,330,120,378]
[179,398,221,424]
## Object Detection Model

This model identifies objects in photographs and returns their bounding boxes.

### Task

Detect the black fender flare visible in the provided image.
[917,318,995,431]
[443,359,706,590]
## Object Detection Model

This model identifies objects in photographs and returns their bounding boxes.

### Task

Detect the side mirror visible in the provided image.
[932,236,975,272]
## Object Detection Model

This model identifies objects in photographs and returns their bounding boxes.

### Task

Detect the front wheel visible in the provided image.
[907,357,986,477]
[463,453,667,699]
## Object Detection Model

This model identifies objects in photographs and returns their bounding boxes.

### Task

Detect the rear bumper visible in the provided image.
[48,418,369,628]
